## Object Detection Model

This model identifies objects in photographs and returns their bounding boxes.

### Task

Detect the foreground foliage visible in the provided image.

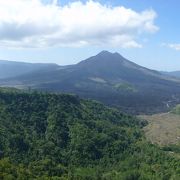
[0,90,179,179]
[171,104,180,115]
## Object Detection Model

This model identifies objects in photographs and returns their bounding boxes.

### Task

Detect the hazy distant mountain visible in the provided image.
[161,71,180,78]
[1,51,180,114]
[0,60,59,79]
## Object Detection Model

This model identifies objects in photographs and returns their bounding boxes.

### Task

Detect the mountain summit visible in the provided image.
[76,51,164,83]
[78,51,128,66]
[0,51,180,114]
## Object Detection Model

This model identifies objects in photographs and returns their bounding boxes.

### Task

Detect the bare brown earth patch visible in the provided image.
[139,113,180,146]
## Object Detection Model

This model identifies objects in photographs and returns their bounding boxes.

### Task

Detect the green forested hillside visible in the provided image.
[0,90,179,179]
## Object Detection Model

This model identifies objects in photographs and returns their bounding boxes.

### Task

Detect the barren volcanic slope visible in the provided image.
[1,51,180,114]
[141,112,180,146]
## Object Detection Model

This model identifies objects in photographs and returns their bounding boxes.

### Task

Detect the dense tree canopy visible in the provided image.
[0,89,179,179]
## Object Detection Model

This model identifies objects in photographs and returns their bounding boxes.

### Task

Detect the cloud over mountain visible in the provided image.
[0,0,158,48]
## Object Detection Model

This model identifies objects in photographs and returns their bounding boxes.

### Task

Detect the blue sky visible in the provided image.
[0,0,180,71]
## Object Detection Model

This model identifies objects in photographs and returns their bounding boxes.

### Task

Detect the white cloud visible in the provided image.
[163,43,180,51]
[0,0,158,48]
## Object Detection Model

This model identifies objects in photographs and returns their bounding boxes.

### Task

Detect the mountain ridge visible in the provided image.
[161,71,180,78]
[0,51,180,114]
[0,59,59,79]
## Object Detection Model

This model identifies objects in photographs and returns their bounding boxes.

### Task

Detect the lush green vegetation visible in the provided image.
[113,83,137,92]
[162,144,180,153]
[171,104,180,115]
[0,90,179,179]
